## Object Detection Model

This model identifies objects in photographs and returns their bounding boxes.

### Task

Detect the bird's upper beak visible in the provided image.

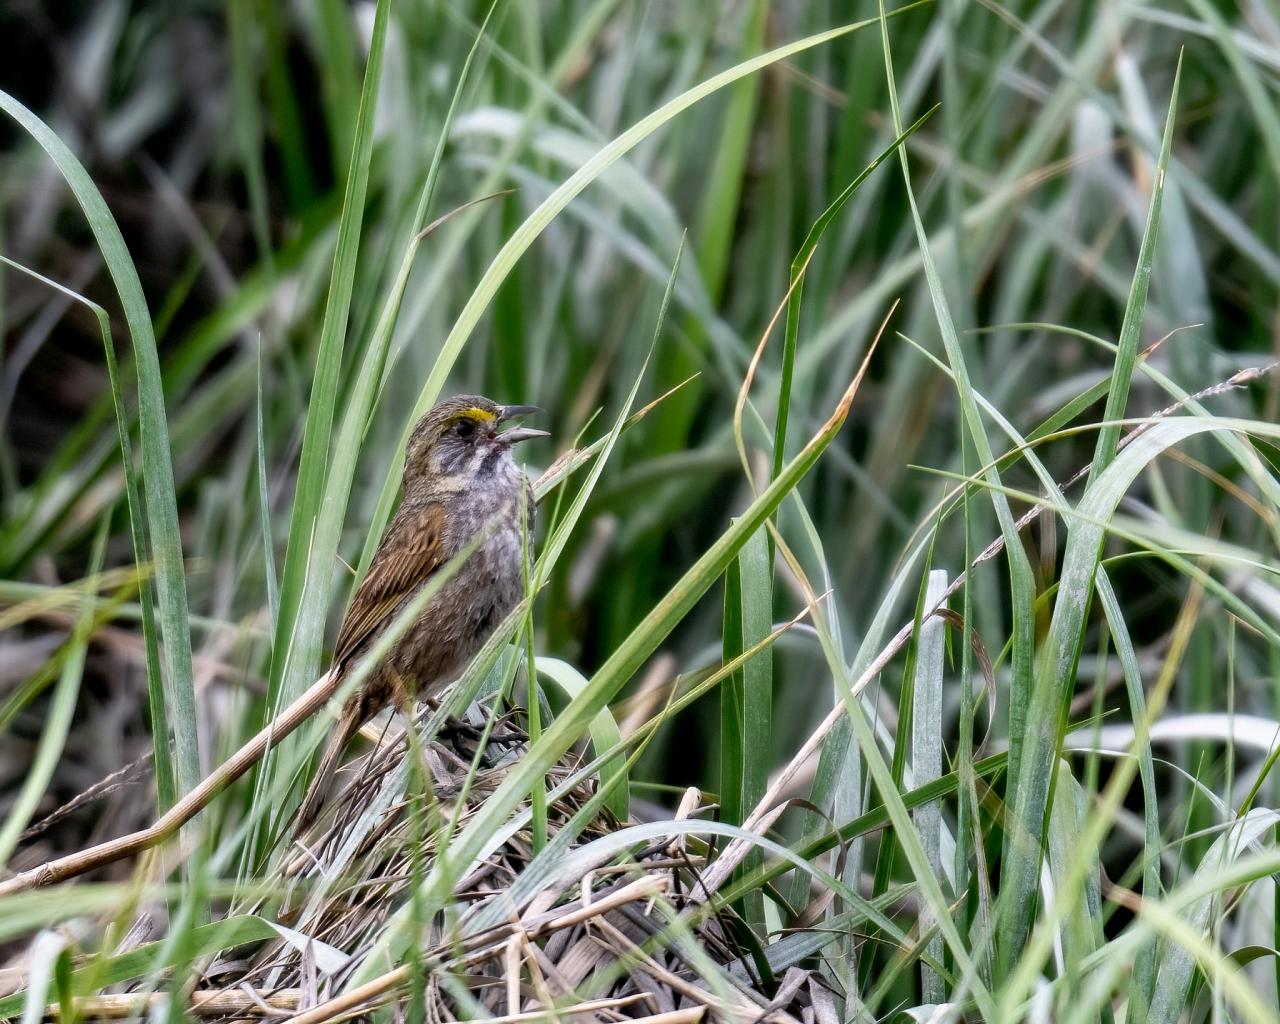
[496,405,548,446]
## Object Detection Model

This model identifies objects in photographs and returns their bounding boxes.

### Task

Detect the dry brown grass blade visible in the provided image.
[44,989,302,1019]
[0,669,341,897]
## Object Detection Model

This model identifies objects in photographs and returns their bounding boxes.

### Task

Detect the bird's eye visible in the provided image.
[455,420,476,439]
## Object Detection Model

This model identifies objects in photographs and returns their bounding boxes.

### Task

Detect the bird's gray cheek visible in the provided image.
[432,444,463,476]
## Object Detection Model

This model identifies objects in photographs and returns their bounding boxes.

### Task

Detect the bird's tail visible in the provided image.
[293,698,365,833]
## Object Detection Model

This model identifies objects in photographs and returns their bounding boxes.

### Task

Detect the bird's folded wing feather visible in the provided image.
[334,502,447,670]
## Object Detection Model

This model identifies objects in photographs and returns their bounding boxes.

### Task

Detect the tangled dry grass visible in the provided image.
[100,700,830,1024]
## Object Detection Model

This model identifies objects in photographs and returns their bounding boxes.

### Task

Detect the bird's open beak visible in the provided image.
[496,405,548,446]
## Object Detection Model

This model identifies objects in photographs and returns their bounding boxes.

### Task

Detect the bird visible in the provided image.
[293,395,546,830]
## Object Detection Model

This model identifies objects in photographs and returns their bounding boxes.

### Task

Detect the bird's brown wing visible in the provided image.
[333,503,447,671]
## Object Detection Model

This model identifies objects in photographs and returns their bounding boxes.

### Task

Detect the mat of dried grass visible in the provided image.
[167,699,830,1024]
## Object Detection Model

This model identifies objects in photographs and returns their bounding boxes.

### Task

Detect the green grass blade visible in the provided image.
[771,105,937,485]
[0,255,175,810]
[872,2,1038,975]
[695,0,766,303]
[0,89,200,802]
[255,343,279,626]
[912,569,948,1005]
[1003,58,1183,964]
[1095,570,1161,1017]
[719,520,772,931]
[1087,54,1183,485]
[266,0,390,713]
[0,516,105,866]
[1149,810,1279,1024]
[1045,760,1108,1018]
[535,659,628,822]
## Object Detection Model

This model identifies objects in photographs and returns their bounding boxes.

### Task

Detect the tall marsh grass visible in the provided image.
[1,1,1279,1020]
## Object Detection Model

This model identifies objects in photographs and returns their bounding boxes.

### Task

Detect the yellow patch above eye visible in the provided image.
[458,407,497,423]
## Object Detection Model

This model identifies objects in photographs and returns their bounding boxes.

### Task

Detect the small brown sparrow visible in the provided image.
[294,395,545,829]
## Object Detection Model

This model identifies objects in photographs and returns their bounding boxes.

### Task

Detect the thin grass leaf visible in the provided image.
[255,341,278,626]
[18,932,66,1024]
[1045,760,1108,1018]
[266,0,390,717]
[1088,55,1184,485]
[0,254,175,811]
[0,515,105,866]
[1095,572,1161,1017]
[1003,59,1183,962]
[1149,809,1280,1024]
[873,1,1039,977]
[770,104,938,485]
[535,659,628,821]
[695,0,766,303]
[719,519,772,931]
[913,569,948,1005]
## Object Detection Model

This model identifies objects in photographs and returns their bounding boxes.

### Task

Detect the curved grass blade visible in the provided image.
[913,569,949,1005]
[874,0,1038,977]
[0,255,175,811]
[719,519,772,931]
[770,104,937,485]
[0,90,199,802]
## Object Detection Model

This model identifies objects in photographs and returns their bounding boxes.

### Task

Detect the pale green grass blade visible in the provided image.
[719,521,772,931]
[0,517,105,866]
[993,413,1280,1008]
[0,89,199,802]
[1095,571,1161,1017]
[311,0,360,179]
[912,569,948,1005]
[227,0,273,264]
[0,254,175,810]
[695,0,765,302]
[900,334,1168,1000]
[255,343,278,626]
[809,576,997,1016]
[1087,54,1183,485]
[1149,810,1280,1024]
[535,659,627,822]
[18,931,65,1024]
[0,914,294,1019]
[873,1,1037,975]
[1045,760,1108,1016]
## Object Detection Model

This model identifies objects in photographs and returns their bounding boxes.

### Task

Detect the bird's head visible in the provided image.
[403,395,546,492]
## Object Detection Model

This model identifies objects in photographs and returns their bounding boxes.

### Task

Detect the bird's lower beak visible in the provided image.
[496,405,547,446]
[497,426,549,446]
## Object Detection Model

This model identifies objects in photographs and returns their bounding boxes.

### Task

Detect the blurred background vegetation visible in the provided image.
[2,0,1280,1018]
